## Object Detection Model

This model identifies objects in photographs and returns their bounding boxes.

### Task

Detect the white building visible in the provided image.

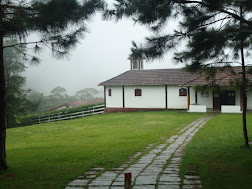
[99,59,252,113]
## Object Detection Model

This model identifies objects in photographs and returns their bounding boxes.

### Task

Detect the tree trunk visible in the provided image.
[0,34,7,170]
[0,0,7,171]
[240,3,249,148]
[241,45,249,148]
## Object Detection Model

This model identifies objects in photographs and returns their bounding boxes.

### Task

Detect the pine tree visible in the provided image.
[4,39,34,128]
[0,0,104,170]
[108,0,252,147]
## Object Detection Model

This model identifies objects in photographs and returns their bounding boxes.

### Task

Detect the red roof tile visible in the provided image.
[99,67,252,87]
[99,69,200,86]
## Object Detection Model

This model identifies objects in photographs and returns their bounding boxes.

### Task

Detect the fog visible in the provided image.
[24,2,181,96]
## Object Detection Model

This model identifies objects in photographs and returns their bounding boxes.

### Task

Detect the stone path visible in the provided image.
[66,115,213,189]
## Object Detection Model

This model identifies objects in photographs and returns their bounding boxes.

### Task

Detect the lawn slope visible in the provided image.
[1,111,201,189]
[181,114,252,189]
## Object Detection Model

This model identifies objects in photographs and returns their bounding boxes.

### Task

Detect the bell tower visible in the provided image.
[129,57,144,70]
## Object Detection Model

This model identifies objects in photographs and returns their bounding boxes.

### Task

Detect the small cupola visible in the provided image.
[128,57,144,70]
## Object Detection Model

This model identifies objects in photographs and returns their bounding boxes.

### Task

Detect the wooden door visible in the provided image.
[213,90,235,110]
[213,91,221,110]
[221,90,235,105]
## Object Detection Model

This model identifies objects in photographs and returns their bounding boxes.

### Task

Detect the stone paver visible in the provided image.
[65,115,213,189]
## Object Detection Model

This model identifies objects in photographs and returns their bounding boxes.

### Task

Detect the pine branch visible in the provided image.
[12,45,40,65]
[196,16,233,30]
[177,1,202,4]
[241,30,252,33]
[44,43,69,59]
[176,1,252,27]
[219,9,252,27]
[3,39,50,49]
[218,17,232,31]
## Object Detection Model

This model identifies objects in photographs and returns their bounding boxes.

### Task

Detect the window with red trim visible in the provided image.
[179,88,187,96]
[108,89,112,96]
[135,89,142,96]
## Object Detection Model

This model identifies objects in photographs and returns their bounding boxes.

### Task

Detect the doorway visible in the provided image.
[213,90,235,110]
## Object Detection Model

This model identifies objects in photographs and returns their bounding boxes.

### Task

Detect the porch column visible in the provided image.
[165,85,168,109]
[187,87,190,109]
[195,88,198,104]
[104,86,106,107]
[122,86,125,108]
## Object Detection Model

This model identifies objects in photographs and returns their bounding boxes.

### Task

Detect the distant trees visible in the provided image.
[50,86,68,100]
[4,39,38,127]
[25,87,102,114]
[75,88,100,100]
[0,0,104,170]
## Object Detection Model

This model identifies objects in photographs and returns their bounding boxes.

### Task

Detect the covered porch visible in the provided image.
[187,87,243,113]
[180,67,252,113]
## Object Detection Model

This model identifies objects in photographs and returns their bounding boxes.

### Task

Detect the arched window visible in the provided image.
[135,89,142,96]
[179,88,187,96]
[108,89,112,96]
[140,60,143,69]
[132,60,138,70]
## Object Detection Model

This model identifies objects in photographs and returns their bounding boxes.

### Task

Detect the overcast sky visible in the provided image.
[24,1,181,95]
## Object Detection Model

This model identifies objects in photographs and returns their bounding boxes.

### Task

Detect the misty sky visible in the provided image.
[24,1,181,95]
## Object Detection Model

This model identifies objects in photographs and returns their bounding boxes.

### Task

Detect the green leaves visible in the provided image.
[111,0,252,68]
[75,88,100,100]
[2,0,105,59]
[3,39,39,126]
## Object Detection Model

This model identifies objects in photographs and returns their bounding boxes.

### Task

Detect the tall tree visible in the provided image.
[75,88,100,100]
[47,86,69,108]
[0,0,104,170]
[26,90,46,113]
[3,39,38,127]
[50,86,68,100]
[4,39,26,124]
[107,0,252,147]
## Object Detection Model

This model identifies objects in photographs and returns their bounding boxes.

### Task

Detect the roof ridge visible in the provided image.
[98,70,131,86]
[180,74,204,86]
[98,66,248,87]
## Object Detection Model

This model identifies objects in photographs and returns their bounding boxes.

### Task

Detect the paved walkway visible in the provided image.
[66,115,213,189]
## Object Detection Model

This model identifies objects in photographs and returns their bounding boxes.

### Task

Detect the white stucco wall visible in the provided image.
[188,105,207,112]
[105,85,190,109]
[235,88,241,106]
[197,90,213,109]
[189,88,213,108]
[124,86,166,108]
[104,85,243,110]
[189,87,196,104]
[221,105,241,113]
[167,86,188,109]
[106,85,246,110]
[106,86,123,108]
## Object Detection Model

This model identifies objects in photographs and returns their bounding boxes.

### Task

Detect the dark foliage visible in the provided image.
[107,0,252,148]
[0,0,105,170]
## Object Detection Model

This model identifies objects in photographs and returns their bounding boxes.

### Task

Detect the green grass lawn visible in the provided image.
[0,111,201,189]
[181,113,252,189]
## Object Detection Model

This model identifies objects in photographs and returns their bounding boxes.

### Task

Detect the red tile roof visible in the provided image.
[99,67,252,87]
[182,67,252,86]
[99,69,200,86]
